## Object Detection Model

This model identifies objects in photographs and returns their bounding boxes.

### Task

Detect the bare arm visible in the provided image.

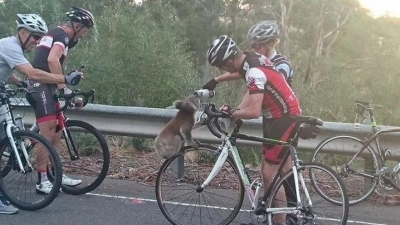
[14,63,65,84]
[232,91,263,119]
[236,90,252,109]
[214,72,242,83]
[47,45,65,89]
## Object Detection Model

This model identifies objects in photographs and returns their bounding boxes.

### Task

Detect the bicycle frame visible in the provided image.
[199,118,306,216]
[0,100,33,173]
[342,101,400,195]
[349,102,400,179]
[29,101,79,160]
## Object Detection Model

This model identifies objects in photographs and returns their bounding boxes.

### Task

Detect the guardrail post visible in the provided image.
[171,143,185,178]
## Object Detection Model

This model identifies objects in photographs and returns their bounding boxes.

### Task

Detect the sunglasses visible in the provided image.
[251,43,263,49]
[30,33,43,41]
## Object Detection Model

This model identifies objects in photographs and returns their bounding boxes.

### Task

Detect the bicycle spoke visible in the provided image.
[156,145,244,225]
[0,131,62,211]
[312,136,378,205]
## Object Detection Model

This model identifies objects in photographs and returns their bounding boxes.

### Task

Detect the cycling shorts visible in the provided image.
[26,84,57,123]
[262,116,298,164]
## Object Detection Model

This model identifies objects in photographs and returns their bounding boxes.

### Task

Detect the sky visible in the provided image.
[358,0,400,17]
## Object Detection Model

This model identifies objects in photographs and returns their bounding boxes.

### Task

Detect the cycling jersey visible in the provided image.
[29,26,74,122]
[32,26,71,73]
[239,52,301,119]
[239,52,300,164]
[268,50,293,86]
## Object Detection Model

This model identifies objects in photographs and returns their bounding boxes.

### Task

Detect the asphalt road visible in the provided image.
[1,178,399,225]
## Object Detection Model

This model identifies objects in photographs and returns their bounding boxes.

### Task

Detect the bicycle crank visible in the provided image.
[379,168,398,191]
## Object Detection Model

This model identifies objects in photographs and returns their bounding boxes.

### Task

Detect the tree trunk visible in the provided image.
[279,0,294,59]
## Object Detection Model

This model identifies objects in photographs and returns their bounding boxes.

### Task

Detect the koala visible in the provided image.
[155,95,200,159]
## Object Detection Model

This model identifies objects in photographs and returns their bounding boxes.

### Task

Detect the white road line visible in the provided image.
[86,193,387,225]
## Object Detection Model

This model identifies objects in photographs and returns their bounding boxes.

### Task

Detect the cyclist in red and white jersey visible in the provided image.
[202,20,294,91]
[206,35,300,225]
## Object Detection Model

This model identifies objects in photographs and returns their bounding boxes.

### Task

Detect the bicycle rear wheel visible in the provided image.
[266,163,349,225]
[312,136,379,205]
[0,130,62,211]
[156,144,244,225]
[59,120,109,195]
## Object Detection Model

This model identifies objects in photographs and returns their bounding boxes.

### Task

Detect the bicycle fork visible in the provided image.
[6,124,33,173]
[200,141,230,188]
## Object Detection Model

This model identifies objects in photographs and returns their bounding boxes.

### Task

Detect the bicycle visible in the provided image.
[26,89,110,195]
[312,100,400,205]
[156,102,349,225]
[0,86,62,211]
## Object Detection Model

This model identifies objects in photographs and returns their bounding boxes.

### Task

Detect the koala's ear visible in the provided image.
[174,100,184,109]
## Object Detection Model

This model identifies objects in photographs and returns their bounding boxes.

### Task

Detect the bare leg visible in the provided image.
[36,120,57,172]
[262,155,292,224]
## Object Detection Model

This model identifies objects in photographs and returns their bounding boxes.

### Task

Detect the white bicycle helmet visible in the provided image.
[16,14,48,35]
[247,20,280,45]
[207,35,238,67]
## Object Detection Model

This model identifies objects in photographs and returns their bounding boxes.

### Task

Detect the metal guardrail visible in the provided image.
[12,100,400,156]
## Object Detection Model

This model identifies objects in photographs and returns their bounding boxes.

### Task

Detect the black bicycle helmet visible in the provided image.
[66,6,95,28]
[207,35,238,67]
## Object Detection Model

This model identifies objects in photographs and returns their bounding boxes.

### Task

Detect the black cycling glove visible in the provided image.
[202,78,219,91]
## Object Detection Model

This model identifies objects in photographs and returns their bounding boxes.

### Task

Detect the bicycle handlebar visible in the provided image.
[55,89,95,112]
[199,102,323,139]
[200,103,231,138]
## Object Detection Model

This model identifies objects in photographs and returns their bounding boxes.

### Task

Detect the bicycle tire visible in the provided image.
[0,130,62,211]
[58,120,109,195]
[266,162,349,225]
[156,144,244,225]
[311,136,379,205]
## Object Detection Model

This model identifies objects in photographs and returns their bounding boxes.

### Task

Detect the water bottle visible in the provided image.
[194,89,215,99]
[14,114,24,130]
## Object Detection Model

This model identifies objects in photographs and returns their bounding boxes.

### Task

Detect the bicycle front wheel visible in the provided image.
[267,163,349,225]
[59,120,110,195]
[0,130,62,211]
[312,136,379,205]
[156,144,244,225]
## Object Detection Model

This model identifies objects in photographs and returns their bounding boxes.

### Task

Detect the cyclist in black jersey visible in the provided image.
[26,6,95,194]
[203,20,294,91]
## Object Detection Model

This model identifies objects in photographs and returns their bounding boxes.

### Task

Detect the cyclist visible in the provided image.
[26,6,94,194]
[206,35,300,225]
[0,13,82,214]
[202,20,293,91]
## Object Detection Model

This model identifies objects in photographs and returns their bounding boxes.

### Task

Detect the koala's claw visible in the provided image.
[187,141,200,149]
[194,141,201,149]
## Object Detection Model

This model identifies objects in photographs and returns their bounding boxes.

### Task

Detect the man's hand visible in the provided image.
[64,70,83,86]
[59,86,72,95]
[16,80,28,88]
[59,87,73,106]
[202,78,219,91]
[219,104,234,117]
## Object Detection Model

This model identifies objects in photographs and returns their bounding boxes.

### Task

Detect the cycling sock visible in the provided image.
[37,171,48,184]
